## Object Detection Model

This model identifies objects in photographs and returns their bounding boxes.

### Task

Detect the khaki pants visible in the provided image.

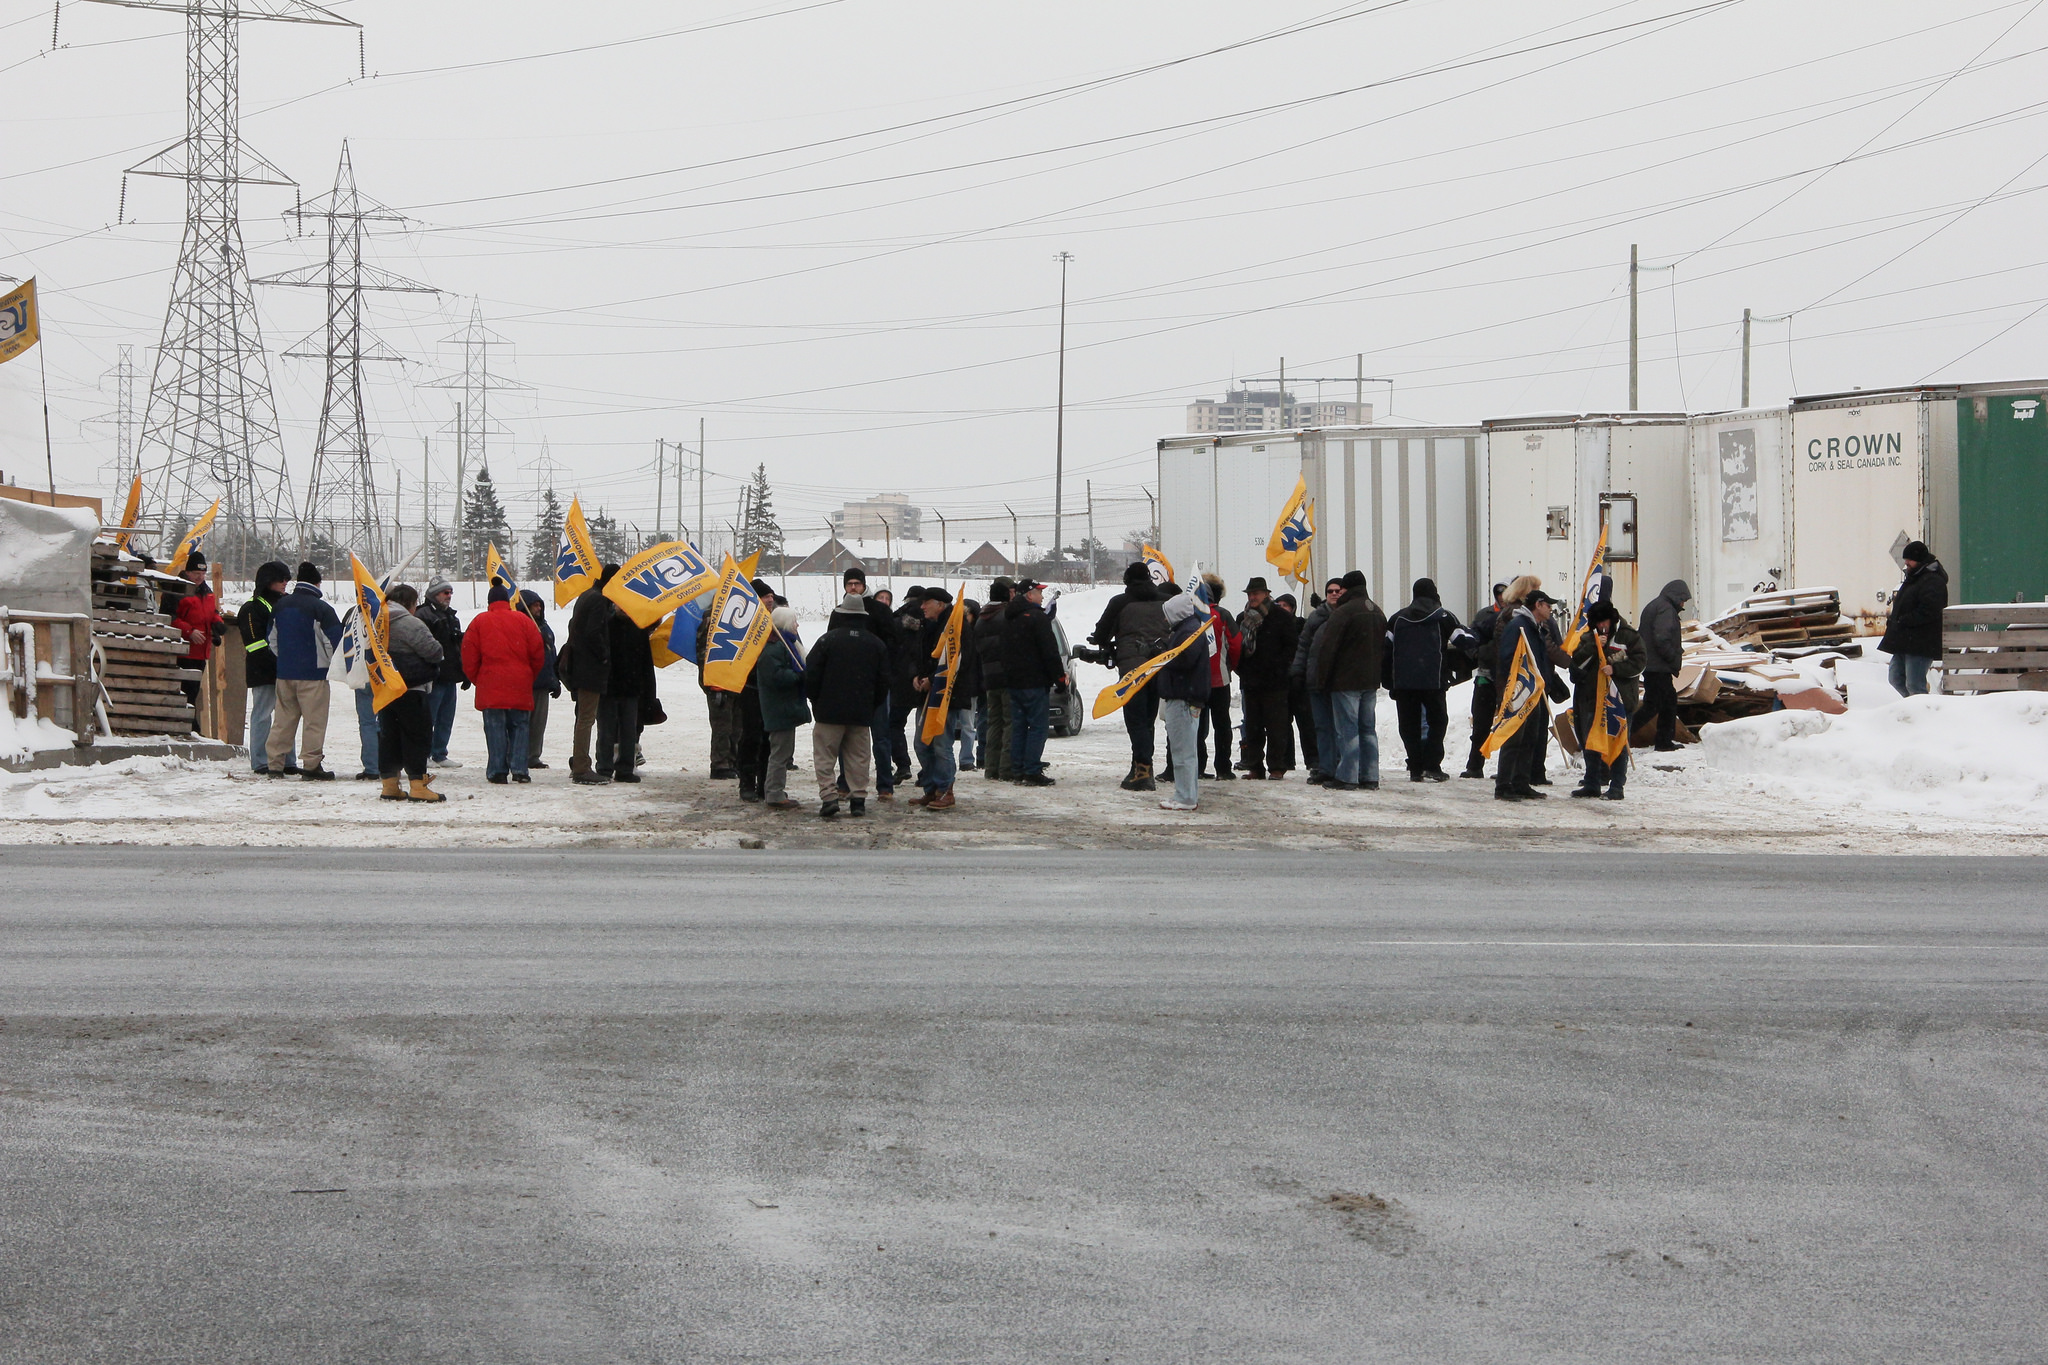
[570,690,602,776]
[268,678,331,772]
[812,723,872,800]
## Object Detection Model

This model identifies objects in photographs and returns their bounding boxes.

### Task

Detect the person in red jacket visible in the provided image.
[169,551,225,703]
[460,584,546,785]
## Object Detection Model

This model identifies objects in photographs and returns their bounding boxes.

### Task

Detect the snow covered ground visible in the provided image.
[1,579,2042,852]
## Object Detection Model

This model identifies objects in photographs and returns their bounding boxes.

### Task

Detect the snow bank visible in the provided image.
[1701,692,2048,826]
[0,710,77,764]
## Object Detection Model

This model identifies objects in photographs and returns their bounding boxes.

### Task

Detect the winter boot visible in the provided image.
[406,772,446,803]
[1135,763,1157,793]
[819,798,841,819]
[925,786,955,811]
[379,776,405,801]
[1119,763,1146,792]
[1570,784,1602,798]
[848,796,867,817]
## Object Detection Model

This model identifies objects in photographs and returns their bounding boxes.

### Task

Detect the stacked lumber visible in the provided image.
[1941,603,2048,694]
[1705,587,1858,650]
[92,604,195,737]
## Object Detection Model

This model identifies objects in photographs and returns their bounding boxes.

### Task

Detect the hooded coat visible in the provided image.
[973,589,1010,690]
[269,582,343,681]
[1570,618,1648,721]
[1001,593,1064,691]
[384,603,444,690]
[1878,554,1949,659]
[1314,592,1387,694]
[1387,584,1460,691]
[1153,592,1213,704]
[756,619,810,732]
[1637,580,1692,674]
[461,599,546,711]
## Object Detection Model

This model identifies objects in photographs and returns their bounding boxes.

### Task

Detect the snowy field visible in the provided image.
[2,579,2043,853]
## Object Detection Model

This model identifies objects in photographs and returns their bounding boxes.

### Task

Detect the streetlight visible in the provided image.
[1052,251,1073,568]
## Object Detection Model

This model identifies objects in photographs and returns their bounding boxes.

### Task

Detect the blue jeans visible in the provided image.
[1331,688,1381,786]
[1008,686,1050,777]
[914,707,960,794]
[1309,690,1336,777]
[482,708,532,779]
[354,686,379,774]
[1889,653,1933,697]
[1160,697,1200,806]
[427,682,460,761]
[247,684,293,772]
[869,697,894,793]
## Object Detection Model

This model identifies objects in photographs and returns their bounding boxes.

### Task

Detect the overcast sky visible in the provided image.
[4,0,2046,548]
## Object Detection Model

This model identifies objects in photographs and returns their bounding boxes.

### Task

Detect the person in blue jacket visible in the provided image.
[266,561,344,780]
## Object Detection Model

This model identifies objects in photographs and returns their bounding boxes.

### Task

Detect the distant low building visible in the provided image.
[832,493,922,542]
[1186,389,1371,433]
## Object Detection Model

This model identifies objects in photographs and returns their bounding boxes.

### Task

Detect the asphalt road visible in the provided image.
[1,848,2043,1364]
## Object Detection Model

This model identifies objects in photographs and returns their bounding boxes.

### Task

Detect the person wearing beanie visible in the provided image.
[1091,560,1167,791]
[562,563,620,783]
[416,579,468,768]
[1233,574,1300,781]
[1569,599,1644,801]
[838,563,900,798]
[462,580,547,783]
[1879,539,1947,696]
[975,577,1015,780]
[517,589,560,768]
[804,592,891,817]
[1636,578,1693,751]
[236,560,295,774]
[169,549,224,706]
[377,584,446,802]
[1387,576,1461,782]
[264,559,343,779]
[1452,583,1509,779]
[1313,571,1385,791]
[1193,573,1241,782]
[755,604,810,810]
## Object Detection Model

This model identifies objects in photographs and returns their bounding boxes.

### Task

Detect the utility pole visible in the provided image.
[1629,243,1640,411]
[421,436,429,574]
[1005,504,1019,578]
[1142,487,1156,542]
[452,403,465,565]
[654,438,664,544]
[1278,357,1286,428]
[1052,251,1073,563]
[881,515,893,589]
[1086,480,1096,585]
[934,510,948,593]
[697,418,705,550]
[1741,308,1752,408]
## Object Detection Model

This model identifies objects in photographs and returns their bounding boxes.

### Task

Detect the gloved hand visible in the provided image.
[550,686,561,699]
[460,680,471,690]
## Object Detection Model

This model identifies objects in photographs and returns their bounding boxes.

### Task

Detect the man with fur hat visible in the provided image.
[1233,575,1300,780]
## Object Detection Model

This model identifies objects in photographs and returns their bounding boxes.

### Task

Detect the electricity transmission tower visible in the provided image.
[256,143,434,567]
[83,0,360,570]
[427,303,529,569]
[86,345,140,492]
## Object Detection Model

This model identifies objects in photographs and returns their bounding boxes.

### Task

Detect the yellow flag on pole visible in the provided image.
[1091,625,1206,719]
[1141,544,1175,589]
[0,279,39,366]
[554,498,602,606]
[700,555,775,693]
[918,600,968,744]
[604,538,719,628]
[1561,519,1609,655]
[166,499,220,576]
[648,614,685,668]
[1480,631,1546,757]
[348,553,407,714]
[114,476,143,553]
[1585,665,1630,767]
[486,542,518,597]
[1265,475,1315,583]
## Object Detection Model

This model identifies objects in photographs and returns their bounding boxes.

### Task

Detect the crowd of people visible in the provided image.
[217,538,1952,814]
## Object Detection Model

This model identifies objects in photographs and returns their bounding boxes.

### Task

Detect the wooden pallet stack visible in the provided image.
[1940,603,2048,694]
[1705,587,1858,651]
[89,543,196,737]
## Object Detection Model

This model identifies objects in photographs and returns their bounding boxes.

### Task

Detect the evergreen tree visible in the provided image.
[458,466,513,577]
[737,463,783,561]
[527,487,565,582]
[587,506,631,564]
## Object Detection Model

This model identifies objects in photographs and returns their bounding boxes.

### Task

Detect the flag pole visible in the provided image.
[37,322,55,504]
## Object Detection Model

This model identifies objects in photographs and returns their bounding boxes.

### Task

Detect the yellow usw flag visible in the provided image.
[1585,667,1630,767]
[349,553,407,713]
[0,279,39,365]
[1091,626,1206,720]
[919,600,968,744]
[1265,475,1315,583]
[554,498,602,606]
[1481,631,1546,757]
[166,498,220,575]
[1561,519,1609,655]
[114,476,142,553]
[1141,544,1174,588]
[486,542,518,596]
[700,555,775,693]
[604,538,719,627]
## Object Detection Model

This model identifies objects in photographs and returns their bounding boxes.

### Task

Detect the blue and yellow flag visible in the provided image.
[486,542,518,597]
[166,498,220,576]
[1265,475,1315,583]
[1481,630,1546,757]
[1141,544,1175,589]
[1091,623,1207,719]
[700,555,775,693]
[1561,520,1609,655]
[604,537,718,628]
[1585,663,1630,767]
[918,600,968,744]
[0,279,39,366]
[347,553,407,713]
[553,497,602,607]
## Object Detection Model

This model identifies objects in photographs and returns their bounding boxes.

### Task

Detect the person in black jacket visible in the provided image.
[1879,540,1947,696]
[839,564,899,798]
[1092,561,1169,791]
[561,564,619,784]
[805,592,892,817]
[1386,577,1461,782]
[236,560,293,774]
[1233,576,1301,780]
[734,577,778,801]
[1454,584,1506,778]
[1313,571,1386,791]
[1495,590,1566,800]
[974,578,1014,780]
[596,590,656,783]
[417,581,468,769]
[1636,578,1691,752]
[1002,579,1066,785]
